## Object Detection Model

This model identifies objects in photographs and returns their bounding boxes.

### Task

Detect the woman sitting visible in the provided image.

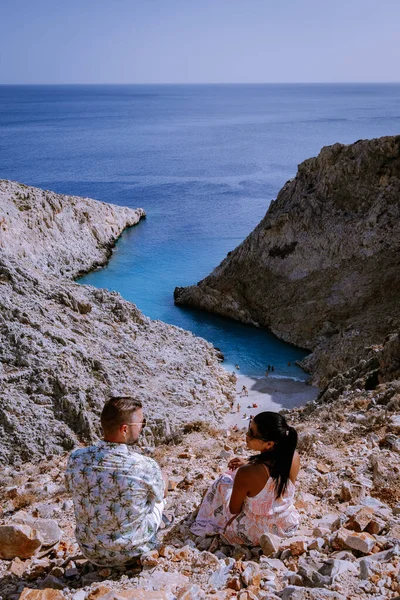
[191,412,300,546]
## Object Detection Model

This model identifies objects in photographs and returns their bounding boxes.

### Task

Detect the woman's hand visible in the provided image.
[228,456,247,470]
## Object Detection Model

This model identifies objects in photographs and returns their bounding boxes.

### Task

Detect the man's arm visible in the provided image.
[140,457,167,503]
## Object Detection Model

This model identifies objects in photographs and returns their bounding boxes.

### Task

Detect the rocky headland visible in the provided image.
[174,135,400,387]
[0,180,233,464]
[0,180,146,279]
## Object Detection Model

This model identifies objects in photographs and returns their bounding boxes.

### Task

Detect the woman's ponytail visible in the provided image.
[273,425,297,498]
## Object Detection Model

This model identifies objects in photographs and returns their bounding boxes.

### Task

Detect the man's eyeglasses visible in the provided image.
[125,417,147,428]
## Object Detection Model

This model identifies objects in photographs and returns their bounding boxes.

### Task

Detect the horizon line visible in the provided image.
[1,81,400,86]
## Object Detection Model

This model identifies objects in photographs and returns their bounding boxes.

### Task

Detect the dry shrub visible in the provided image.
[182,420,220,437]
[153,444,174,463]
[10,474,26,487]
[12,492,38,511]
[372,482,400,506]
[163,431,184,446]
[354,398,369,409]
[160,420,220,446]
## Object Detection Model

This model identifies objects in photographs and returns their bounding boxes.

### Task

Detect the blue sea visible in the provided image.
[1,84,400,380]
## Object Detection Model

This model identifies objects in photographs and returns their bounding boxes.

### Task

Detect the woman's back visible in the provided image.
[242,452,300,499]
[244,475,297,517]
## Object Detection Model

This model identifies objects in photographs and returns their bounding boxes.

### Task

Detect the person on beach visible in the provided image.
[65,396,168,566]
[240,385,248,397]
[191,412,300,545]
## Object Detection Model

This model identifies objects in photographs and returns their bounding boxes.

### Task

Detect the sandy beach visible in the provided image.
[224,372,319,429]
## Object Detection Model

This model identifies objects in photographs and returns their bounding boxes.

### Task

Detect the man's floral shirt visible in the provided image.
[65,441,164,565]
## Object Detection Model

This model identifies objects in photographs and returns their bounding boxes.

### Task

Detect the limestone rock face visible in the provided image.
[0,180,145,278]
[0,182,233,465]
[175,136,400,385]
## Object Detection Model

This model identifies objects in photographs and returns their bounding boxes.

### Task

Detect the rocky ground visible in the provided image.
[0,254,233,465]
[1,333,399,599]
[0,181,233,464]
[2,173,400,599]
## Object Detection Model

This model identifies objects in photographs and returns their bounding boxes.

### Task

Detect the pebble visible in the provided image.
[340,482,366,504]
[259,532,281,556]
[173,545,193,561]
[19,590,65,600]
[0,524,43,559]
[140,550,159,567]
[39,575,65,590]
[208,562,235,589]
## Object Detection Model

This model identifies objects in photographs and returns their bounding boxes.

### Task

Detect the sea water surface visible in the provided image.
[1,84,400,380]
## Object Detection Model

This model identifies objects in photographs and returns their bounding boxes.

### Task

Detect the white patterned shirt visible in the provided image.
[65,441,165,565]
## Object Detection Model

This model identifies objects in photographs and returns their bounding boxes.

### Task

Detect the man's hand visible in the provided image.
[228,457,247,470]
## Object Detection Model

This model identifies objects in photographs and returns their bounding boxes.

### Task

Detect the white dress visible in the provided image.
[191,469,299,545]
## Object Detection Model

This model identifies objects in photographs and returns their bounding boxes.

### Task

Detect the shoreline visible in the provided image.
[224,372,319,429]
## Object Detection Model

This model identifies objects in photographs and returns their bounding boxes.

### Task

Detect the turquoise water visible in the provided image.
[1,84,400,379]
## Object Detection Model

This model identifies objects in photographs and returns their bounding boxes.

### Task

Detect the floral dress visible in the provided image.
[191,469,299,545]
[65,441,165,565]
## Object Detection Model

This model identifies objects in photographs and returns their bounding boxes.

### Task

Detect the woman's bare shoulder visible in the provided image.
[235,461,264,480]
[237,462,258,475]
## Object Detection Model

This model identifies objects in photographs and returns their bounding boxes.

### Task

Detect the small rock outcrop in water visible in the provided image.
[0,181,233,464]
[174,136,400,386]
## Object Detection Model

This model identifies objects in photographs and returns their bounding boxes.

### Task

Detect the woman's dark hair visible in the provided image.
[248,411,297,499]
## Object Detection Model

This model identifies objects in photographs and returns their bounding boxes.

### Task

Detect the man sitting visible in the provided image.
[65,396,167,566]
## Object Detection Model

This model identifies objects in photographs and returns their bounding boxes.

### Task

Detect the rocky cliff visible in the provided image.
[0,182,233,465]
[175,136,400,386]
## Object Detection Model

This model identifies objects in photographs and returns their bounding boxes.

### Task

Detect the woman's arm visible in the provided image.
[229,465,251,514]
[290,451,300,484]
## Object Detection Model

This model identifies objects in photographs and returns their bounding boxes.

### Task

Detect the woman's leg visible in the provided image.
[190,473,234,536]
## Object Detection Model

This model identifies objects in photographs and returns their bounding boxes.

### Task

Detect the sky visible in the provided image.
[1,0,399,84]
